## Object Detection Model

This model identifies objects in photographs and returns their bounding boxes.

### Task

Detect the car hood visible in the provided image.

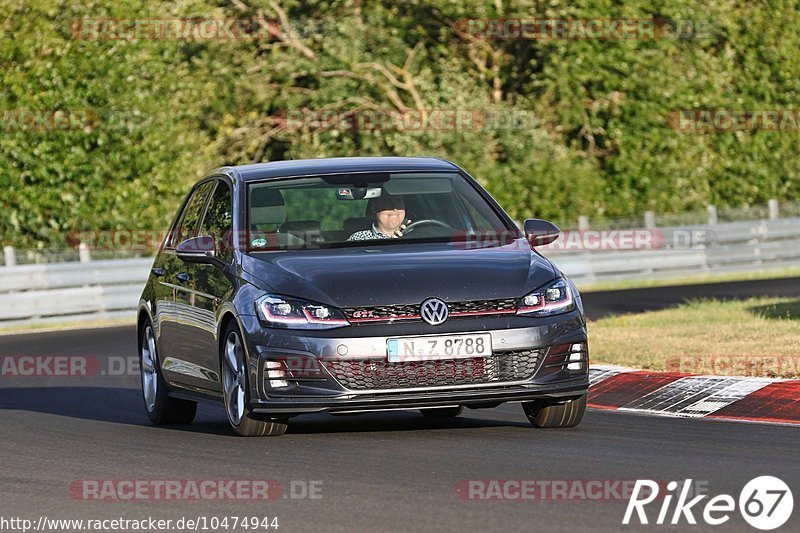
[240,240,556,308]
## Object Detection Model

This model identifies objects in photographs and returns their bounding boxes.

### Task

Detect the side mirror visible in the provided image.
[524,219,560,247]
[176,236,223,266]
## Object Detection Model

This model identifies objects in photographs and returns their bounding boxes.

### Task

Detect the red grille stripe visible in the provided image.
[348,315,421,323]
[449,309,517,317]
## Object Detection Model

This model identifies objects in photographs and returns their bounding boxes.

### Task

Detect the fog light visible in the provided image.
[567,343,585,370]
[267,371,289,388]
[264,362,290,388]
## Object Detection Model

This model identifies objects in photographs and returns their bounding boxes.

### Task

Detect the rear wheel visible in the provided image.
[139,321,197,425]
[522,395,586,428]
[420,406,464,418]
[221,323,288,437]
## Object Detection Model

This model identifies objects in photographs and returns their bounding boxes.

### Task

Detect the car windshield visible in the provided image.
[246,171,515,251]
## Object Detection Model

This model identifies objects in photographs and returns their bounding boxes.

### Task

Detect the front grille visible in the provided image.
[322,348,544,391]
[343,298,518,323]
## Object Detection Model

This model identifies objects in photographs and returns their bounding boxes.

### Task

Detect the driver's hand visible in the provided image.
[392,219,411,238]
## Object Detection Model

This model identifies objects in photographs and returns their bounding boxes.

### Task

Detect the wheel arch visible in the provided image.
[136,303,153,354]
[216,306,263,404]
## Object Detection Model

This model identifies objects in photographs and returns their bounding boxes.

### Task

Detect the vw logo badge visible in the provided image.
[420,298,449,326]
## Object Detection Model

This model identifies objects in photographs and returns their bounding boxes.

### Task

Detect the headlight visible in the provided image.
[256,294,350,329]
[516,278,574,316]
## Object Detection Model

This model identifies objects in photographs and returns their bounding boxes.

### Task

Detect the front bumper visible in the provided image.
[238,310,589,418]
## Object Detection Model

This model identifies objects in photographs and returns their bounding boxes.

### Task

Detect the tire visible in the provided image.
[522,394,586,428]
[139,320,197,425]
[420,406,464,418]
[221,322,288,437]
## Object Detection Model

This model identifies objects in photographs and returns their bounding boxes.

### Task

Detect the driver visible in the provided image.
[347,193,411,241]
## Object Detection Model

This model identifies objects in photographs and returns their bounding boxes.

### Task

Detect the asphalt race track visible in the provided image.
[582,276,800,319]
[1,280,798,532]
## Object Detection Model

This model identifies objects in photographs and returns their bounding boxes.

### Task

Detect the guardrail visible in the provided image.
[545,218,800,284]
[1,217,800,325]
[0,258,152,324]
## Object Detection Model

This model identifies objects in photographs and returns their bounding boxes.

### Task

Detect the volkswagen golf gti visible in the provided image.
[138,157,589,436]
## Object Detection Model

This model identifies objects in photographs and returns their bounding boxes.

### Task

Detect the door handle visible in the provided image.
[177,272,191,283]
[152,267,166,277]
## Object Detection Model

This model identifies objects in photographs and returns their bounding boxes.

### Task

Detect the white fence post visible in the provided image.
[3,246,15,267]
[707,205,718,225]
[79,242,91,263]
[768,199,779,220]
[644,210,656,228]
[578,215,590,231]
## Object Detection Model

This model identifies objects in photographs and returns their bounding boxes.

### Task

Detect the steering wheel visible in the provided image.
[403,219,453,235]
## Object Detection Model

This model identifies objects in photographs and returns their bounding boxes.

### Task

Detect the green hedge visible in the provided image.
[2,0,798,248]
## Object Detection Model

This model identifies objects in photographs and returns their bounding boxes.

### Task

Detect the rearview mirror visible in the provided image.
[176,236,223,266]
[336,187,382,200]
[524,219,560,247]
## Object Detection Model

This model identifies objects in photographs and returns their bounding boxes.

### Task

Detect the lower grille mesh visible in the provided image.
[322,349,544,391]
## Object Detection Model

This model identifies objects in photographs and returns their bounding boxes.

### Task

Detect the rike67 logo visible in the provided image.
[624,476,793,530]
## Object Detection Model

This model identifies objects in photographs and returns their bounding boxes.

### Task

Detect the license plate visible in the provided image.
[387,333,492,362]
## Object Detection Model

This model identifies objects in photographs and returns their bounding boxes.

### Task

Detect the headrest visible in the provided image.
[250,188,286,226]
[251,187,285,207]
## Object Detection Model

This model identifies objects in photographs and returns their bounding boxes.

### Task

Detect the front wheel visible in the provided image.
[221,323,288,437]
[139,321,197,425]
[522,394,586,428]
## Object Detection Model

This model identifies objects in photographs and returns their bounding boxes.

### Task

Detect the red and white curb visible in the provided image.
[589,365,800,425]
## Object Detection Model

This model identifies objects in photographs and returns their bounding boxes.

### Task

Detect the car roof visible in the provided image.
[212,156,460,182]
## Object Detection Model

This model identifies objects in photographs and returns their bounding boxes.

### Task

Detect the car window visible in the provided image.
[168,181,214,248]
[246,172,513,251]
[199,181,234,263]
[461,196,496,231]
[415,193,463,228]
[283,188,365,231]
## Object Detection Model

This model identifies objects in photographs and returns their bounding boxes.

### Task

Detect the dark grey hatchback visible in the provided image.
[138,157,589,436]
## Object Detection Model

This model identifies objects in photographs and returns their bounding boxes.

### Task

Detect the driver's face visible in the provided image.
[374,205,406,232]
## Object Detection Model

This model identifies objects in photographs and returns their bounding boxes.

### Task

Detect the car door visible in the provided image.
[151,246,181,366]
[160,180,215,388]
[152,185,206,373]
[174,179,235,393]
